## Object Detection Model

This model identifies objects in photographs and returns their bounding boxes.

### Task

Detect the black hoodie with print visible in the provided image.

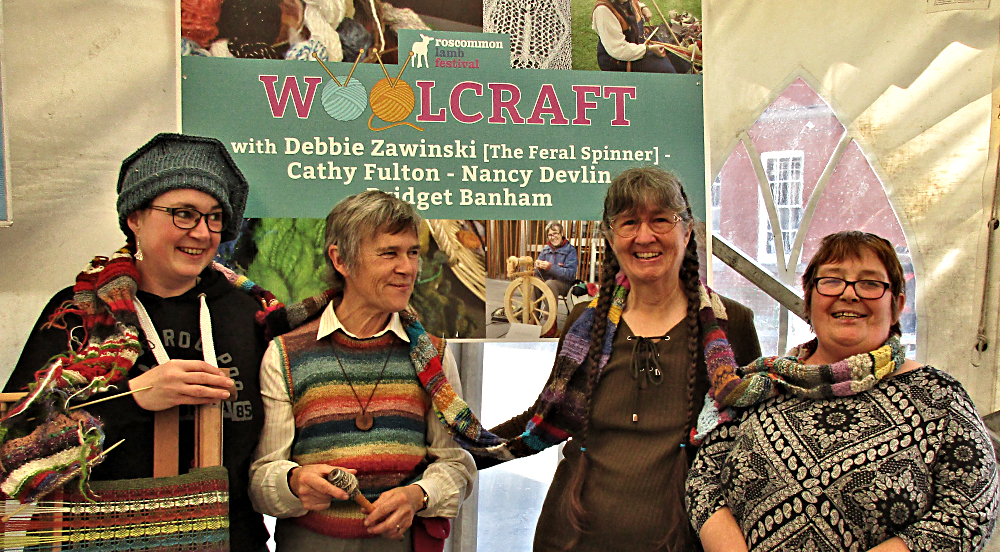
[7,267,269,552]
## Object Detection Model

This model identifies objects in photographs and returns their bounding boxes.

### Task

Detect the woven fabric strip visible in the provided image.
[0,466,229,551]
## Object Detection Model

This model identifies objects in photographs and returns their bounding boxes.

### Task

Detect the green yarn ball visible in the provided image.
[322,78,368,121]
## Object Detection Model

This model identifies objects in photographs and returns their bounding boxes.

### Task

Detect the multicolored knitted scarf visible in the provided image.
[694,335,906,442]
[4,248,278,420]
[265,278,742,462]
[260,289,505,454]
[465,276,741,458]
[0,408,104,503]
[0,247,279,503]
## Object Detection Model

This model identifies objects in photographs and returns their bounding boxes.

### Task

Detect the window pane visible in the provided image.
[712,258,780,355]
[714,141,757,248]
[797,140,916,358]
[713,78,917,360]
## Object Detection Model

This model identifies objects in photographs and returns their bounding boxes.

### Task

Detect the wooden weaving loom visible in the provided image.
[0,391,229,552]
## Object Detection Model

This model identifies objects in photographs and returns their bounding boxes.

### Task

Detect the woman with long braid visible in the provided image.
[484,166,762,551]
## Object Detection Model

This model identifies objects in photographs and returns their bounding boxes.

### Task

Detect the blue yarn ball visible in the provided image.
[322,78,368,121]
[286,39,329,61]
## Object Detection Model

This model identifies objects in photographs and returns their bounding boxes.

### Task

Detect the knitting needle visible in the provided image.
[92,437,125,460]
[0,439,125,522]
[665,22,681,47]
[345,49,365,86]
[312,53,343,86]
[374,50,393,86]
[393,51,414,87]
[643,27,659,45]
[68,386,152,410]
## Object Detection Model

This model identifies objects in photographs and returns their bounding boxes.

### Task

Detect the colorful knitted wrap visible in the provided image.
[23,249,144,406]
[0,247,278,504]
[5,249,277,416]
[0,406,104,504]
[264,280,741,463]
[471,276,742,459]
[694,335,906,442]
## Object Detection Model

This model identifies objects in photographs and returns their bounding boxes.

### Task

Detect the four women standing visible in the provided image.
[3,141,998,552]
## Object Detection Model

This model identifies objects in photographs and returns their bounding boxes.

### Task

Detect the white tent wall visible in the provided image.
[0,0,177,376]
[2,2,1000,545]
[6,3,997,400]
[705,0,1000,415]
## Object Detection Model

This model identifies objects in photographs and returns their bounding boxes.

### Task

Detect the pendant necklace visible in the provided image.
[331,340,393,431]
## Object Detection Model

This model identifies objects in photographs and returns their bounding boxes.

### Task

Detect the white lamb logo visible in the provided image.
[411,34,433,68]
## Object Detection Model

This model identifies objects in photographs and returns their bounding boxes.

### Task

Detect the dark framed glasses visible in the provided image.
[148,205,225,233]
[609,213,681,239]
[812,277,891,299]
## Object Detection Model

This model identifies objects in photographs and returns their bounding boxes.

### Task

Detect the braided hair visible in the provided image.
[565,167,701,550]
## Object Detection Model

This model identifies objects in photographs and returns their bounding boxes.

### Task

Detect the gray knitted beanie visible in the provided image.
[117,133,248,242]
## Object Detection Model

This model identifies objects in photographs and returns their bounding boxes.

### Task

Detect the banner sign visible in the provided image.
[182,30,705,221]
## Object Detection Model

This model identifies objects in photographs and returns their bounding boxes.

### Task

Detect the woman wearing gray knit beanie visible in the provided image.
[4,133,272,552]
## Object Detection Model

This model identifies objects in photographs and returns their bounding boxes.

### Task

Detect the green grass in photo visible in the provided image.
[571,0,702,71]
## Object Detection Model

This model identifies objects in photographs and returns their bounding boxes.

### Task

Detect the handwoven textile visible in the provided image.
[0,466,229,551]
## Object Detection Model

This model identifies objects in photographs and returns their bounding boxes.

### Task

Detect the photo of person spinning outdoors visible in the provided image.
[594,0,673,72]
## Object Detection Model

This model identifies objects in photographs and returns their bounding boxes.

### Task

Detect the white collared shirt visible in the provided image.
[592,1,649,62]
[249,301,475,520]
[315,301,409,342]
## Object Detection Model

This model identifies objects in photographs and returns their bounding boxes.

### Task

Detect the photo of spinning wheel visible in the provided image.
[503,256,558,336]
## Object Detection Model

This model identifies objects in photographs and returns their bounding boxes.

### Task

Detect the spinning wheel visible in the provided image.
[503,256,558,336]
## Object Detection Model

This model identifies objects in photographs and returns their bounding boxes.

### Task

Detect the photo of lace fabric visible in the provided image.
[484,0,572,69]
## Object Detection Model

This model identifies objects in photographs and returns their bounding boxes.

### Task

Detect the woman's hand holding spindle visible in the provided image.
[364,484,425,540]
[288,464,352,511]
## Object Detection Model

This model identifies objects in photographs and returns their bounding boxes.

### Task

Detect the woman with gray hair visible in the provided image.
[479,166,761,551]
[535,221,579,300]
[249,190,476,551]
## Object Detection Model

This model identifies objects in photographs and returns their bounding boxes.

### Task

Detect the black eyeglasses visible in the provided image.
[609,213,681,238]
[812,277,891,299]
[148,205,225,233]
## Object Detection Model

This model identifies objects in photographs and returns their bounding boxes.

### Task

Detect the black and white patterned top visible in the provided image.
[686,366,999,552]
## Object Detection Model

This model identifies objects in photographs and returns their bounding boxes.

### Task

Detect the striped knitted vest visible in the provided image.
[276,318,429,539]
